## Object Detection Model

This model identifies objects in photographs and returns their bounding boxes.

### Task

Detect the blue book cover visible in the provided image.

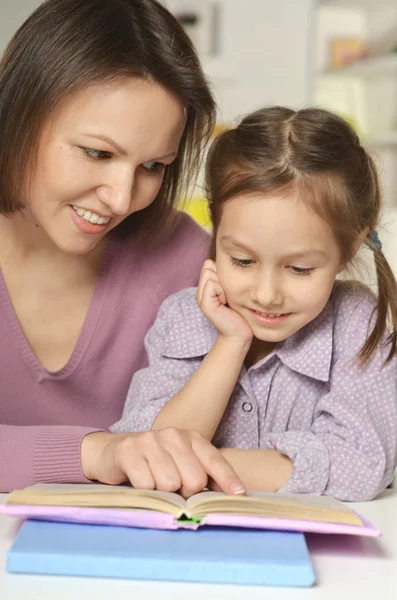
[7,520,315,587]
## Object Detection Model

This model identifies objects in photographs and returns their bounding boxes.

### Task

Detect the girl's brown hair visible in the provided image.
[205,106,397,364]
[0,0,216,238]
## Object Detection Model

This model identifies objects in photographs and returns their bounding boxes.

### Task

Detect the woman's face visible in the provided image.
[25,77,186,255]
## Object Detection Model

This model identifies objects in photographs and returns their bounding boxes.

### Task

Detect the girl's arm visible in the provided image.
[151,336,249,439]
[151,260,253,439]
[217,448,293,492]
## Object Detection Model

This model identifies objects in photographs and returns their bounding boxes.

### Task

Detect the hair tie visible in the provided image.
[366,230,382,250]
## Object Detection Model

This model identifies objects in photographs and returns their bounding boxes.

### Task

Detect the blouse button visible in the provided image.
[242,402,253,413]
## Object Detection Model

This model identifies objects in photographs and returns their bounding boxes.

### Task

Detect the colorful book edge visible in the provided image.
[0,504,381,537]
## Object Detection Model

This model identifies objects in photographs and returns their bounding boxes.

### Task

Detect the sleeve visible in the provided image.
[0,425,102,493]
[110,294,199,434]
[266,289,397,502]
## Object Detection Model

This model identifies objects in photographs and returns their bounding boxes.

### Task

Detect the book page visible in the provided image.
[7,483,186,517]
[185,490,363,526]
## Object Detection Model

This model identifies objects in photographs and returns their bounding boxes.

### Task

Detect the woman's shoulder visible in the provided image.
[110,211,210,291]
[168,210,210,249]
[135,210,209,256]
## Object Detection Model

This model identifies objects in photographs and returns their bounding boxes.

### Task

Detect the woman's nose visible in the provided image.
[97,170,135,216]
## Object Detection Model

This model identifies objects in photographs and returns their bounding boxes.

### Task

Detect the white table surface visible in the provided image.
[1,489,397,600]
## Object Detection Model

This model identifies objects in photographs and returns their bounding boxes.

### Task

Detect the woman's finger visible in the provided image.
[192,436,246,496]
[153,428,208,497]
[144,446,182,492]
[120,454,156,490]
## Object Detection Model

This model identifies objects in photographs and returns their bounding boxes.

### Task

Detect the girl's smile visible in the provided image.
[247,309,292,327]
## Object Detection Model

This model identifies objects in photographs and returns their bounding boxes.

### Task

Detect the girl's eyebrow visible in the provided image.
[220,236,328,259]
[283,250,328,259]
[220,235,252,251]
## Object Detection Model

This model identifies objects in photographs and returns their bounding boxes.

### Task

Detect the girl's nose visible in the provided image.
[251,273,283,308]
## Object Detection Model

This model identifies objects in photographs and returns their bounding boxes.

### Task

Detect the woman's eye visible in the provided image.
[141,161,166,172]
[230,256,253,268]
[83,148,112,160]
[289,266,315,276]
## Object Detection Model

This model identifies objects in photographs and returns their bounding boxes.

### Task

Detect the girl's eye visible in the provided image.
[230,256,253,268]
[141,160,166,172]
[289,266,315,276]
[83,148,112,160]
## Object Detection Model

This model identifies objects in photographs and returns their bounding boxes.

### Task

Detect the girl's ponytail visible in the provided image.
[359,246,397,364]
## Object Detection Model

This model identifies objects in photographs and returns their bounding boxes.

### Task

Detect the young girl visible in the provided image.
[111,106,397,501]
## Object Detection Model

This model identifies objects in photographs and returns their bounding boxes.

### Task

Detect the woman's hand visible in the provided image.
[81,428,246,498]
[196,260,253,345]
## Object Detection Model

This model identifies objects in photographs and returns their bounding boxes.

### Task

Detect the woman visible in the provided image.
[0,0,245,497]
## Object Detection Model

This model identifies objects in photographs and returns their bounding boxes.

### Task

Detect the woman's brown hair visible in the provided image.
[0,0,216,238]
[205,106,397,364]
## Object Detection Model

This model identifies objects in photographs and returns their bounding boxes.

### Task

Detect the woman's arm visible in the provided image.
[0,424,102,493]
[0,423,245,497]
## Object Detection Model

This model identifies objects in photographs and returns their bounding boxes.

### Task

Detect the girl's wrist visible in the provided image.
[215,333,252,356]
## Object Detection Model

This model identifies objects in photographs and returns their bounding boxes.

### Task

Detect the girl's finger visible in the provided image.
[201,279,227,308]
[196,266,218,303]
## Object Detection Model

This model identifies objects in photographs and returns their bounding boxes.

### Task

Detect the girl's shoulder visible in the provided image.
[146,287,216,359]
[331,279,377,316]
[330,279,380,357]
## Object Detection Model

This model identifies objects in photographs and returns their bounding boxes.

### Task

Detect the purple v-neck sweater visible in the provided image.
[0,212,209,492]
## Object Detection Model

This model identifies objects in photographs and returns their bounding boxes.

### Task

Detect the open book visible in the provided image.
[2,483,381,537]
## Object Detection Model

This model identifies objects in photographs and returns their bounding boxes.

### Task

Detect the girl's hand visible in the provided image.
[196,259,253,345]
[81,428,246,499]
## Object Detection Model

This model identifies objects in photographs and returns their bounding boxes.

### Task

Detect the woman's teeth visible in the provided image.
[72,205,110,225]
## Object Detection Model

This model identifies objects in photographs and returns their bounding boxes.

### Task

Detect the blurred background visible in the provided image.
[1,0,397,279]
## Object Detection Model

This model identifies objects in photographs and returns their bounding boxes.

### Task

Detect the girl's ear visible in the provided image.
[352,226,370,257]
[337,227,370,274]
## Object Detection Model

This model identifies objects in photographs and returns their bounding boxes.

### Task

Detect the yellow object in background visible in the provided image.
[330,38,367,70]
[180,197,212,231]
[179,122,227,231]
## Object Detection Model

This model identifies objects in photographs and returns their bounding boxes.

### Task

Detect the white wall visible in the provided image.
[166,0,316,122]
[0,0,42,52]
[2,0,316,123]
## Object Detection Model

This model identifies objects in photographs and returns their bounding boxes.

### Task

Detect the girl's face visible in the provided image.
[215,192,343,348]
[24,77,186,255]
